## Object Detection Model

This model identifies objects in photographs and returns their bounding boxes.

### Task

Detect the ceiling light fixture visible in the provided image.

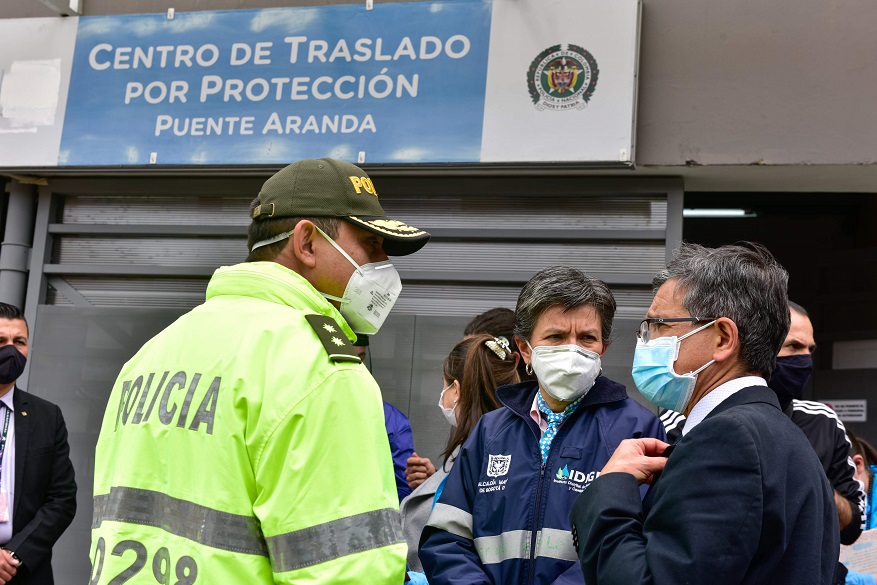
[682,208,756,218]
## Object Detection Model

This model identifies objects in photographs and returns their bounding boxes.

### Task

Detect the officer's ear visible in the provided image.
[289,220,319,269]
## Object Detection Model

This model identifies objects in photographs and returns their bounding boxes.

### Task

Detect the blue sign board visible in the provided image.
[60,2,492,165]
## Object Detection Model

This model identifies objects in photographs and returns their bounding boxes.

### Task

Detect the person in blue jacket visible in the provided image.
[419,265,666,585]
[355,341,416,502]
[847,430,877,585]
[384,400,416,501]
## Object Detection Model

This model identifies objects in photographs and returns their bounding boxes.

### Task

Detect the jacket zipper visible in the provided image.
[526,414,577,585]
[527,457,546,585]
[527,412,565,585]
[521,418,542,585]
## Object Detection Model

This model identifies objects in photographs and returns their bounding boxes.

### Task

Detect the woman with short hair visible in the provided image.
[420,266,665,585]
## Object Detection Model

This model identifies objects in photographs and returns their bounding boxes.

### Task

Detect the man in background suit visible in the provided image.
[569,242,838,585]
[0,303,76,584]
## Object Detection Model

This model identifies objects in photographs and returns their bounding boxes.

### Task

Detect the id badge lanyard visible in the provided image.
[0,407,11,476]
[0,406,11,522]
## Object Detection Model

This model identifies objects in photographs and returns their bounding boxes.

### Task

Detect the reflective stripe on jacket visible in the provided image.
[419,378,666,585]
[91,261,406,584]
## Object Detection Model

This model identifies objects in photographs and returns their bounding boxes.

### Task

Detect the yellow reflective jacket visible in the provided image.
[90,261,406,584]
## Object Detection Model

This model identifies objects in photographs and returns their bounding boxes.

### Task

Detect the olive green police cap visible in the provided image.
[251,158,430,256]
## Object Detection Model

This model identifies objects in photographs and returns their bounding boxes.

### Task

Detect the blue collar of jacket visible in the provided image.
[496,376,630,422]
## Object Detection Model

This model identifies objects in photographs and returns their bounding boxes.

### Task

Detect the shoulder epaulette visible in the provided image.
[305,314,362,364]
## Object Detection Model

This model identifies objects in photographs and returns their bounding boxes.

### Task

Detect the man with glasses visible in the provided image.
[569,242,838,585]
[657,302,866,561]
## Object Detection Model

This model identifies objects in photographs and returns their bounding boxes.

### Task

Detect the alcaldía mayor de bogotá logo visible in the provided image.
[527,44,599,111]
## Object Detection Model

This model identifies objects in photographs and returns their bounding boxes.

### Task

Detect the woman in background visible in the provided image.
[400,334,519,573]
[845,430,877,585]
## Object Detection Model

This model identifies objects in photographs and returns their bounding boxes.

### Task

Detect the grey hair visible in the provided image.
[653,242,790,378]
[514,266,617,344]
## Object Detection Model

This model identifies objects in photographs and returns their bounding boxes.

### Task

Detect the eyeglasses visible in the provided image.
[637,317,717,343]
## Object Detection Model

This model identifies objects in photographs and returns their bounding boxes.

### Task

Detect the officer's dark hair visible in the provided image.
[789,301,809,318]
[441,335,519,468]
[246,197,340,262]
[0,303,27,334]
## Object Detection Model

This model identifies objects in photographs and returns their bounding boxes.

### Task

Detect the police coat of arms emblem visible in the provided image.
[527,44,599,111]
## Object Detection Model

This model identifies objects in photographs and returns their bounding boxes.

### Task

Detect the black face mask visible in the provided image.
[0,345,27,385]
[769,354,813,410]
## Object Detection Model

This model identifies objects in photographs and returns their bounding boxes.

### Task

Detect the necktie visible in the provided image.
[537,392,583,464]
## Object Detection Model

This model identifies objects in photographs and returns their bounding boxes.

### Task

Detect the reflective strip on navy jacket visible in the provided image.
[419,377,666,585]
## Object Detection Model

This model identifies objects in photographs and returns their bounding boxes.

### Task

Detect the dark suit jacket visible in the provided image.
[569,385,838,585]
[5,389,76,585]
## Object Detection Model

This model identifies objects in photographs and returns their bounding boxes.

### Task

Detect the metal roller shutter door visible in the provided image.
[17,173,684,585]
[42,175,681,319]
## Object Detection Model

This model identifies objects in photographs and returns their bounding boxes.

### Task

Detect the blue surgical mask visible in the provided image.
[631,321,716,412]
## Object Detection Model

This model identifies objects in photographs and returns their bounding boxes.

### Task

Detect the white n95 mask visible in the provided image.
[527,342,601,402]
[438,383,457,426]
[316,226,402,335]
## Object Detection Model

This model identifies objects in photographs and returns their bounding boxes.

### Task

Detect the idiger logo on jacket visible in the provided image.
[480,454,512,494]
[554,464,600,493]
[527,44,599,112]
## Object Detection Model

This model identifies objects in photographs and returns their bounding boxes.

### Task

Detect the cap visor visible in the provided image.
[345,216,430,256]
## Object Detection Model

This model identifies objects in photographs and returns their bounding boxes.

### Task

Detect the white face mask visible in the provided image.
[315,226,402,335]
[526,342,602,403]
[438,383,457,426]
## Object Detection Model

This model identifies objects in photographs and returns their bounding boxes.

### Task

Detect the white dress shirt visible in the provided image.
[0,388,15,545]
[682,376,767,437]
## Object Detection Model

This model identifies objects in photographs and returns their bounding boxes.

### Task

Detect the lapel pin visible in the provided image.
[21,412,26,417]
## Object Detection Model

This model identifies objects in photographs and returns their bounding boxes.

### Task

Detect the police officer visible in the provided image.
[90,159,429,584]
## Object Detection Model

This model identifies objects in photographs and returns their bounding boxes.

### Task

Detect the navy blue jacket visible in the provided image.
[571,386,839,585]
[661,397,865,545]
[384,401,415,502]
[419,377,665,585]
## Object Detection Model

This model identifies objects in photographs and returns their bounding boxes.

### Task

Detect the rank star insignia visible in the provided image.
[305,314,360,363]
